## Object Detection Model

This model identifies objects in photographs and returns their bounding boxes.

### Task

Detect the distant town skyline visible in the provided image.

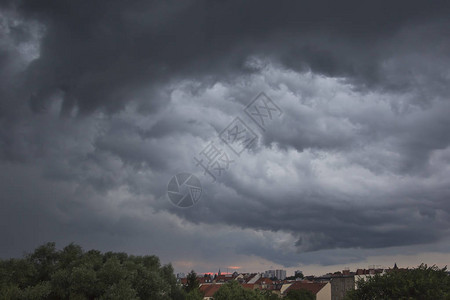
[174,259,448,278]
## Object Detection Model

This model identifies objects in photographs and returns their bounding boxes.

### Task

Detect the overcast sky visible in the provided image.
[1,0,450,276]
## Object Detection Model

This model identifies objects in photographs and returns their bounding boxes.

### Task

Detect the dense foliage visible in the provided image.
[213,281,278,300]
[184,270,200,293]
[345,264,450,300]
[285,271,304,281]
[183,271,202,300]
[0,242,187,300]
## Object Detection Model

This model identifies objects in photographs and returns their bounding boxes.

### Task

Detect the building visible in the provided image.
[275,269,287,280]
[246,273,261,284]
[214,273,237,283]
[199,284,222,300]
[283,281,331,300]
[263,269,286,280]
[264,270,275,278]
[275,270,286,280]
[330,277,355,300]
[355,267,385,288]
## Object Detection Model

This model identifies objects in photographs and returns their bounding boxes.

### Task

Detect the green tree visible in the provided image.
[70,264,99,298]
[185,270,200,293]
[0,283,22,300]
[20,281,52,300]
[0,258,36,289]
[345,264,450,300]
[0,242,184,300]
[27,242,59,283]
[285,289,316,300]
[186,288,203,300]
[81,250,103,271]
[213,280,263,300]
[286,272,304,280]
[100,280,139,300]
[97,257,126,287]
[260,289,279,300]
[161,264,185,300]
[129,262,164,299]
[51,268,71,298]
[59,243,83,269]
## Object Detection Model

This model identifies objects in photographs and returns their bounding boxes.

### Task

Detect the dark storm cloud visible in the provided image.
[174,169,449,254]
[1,0,450,269]
[158,67,450,263]
[3,0,449,114]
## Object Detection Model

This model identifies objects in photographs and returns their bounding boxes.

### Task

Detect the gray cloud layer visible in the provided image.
[1,0,450,270]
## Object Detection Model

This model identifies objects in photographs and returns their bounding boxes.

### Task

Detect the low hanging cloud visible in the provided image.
[1,0,450,270]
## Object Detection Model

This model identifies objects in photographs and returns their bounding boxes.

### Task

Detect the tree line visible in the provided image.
[1,243,449,299]
[345,264,450,300]
[0,242,185,300]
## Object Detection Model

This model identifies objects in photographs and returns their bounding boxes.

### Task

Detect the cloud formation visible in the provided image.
[1,0,450,272]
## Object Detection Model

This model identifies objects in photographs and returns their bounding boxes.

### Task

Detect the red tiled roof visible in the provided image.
[200,284,222,297]
[215,275,235,282]
[285,282,327,295]
[255,277,274,285]
[198,277,212,284]
[180,277,212,286]
[241,283,256,290]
